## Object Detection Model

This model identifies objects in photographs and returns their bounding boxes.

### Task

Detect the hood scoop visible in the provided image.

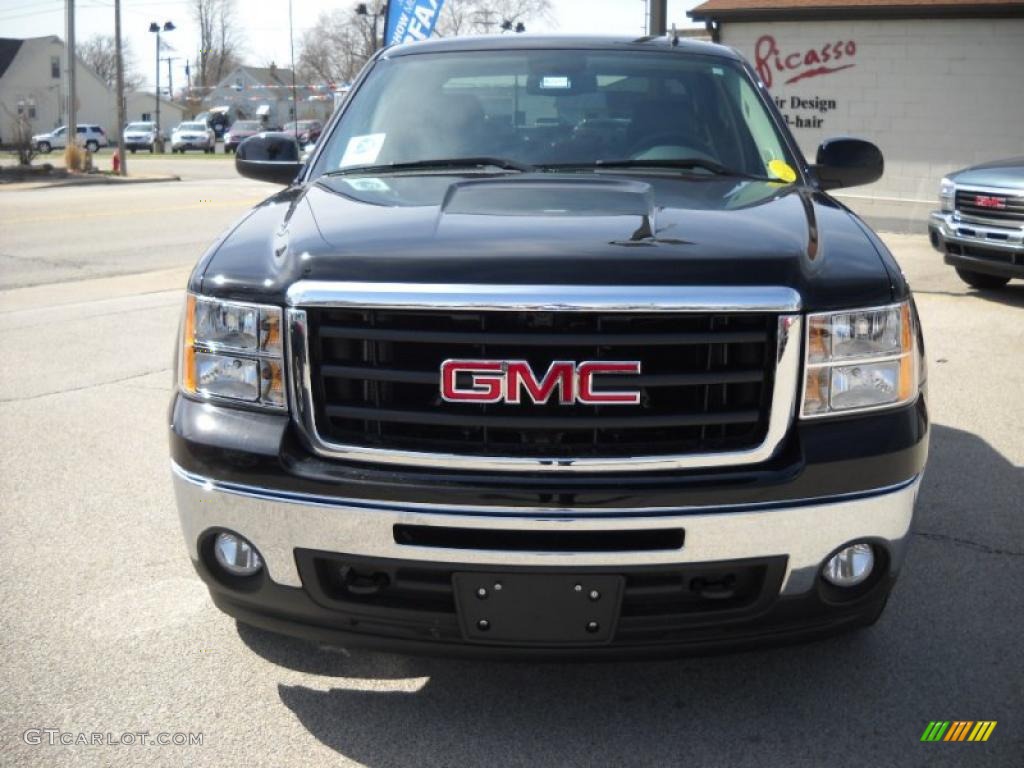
[440,177,655,219]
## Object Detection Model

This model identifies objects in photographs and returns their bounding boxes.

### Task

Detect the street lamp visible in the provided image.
[149,20,175,149]
[356,3,386,52]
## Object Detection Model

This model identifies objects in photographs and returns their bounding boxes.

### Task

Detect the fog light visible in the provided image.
[213,532,263,577]
[822,543,875,587]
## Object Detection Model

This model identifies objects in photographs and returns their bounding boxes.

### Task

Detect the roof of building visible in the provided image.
[224,65,296,87]
[0,38,25,79]
[690,0,1024,21]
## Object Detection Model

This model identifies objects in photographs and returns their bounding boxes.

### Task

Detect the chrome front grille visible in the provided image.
[286,283,801,473]
[955,188,1024,224]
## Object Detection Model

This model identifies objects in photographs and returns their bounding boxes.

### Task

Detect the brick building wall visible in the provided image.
[720,18,1024,203]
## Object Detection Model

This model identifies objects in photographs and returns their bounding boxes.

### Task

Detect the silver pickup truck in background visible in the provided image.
[929,157,1024,290]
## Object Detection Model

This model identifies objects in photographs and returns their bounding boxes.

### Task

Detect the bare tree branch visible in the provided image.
[79,34,144,92]
[191,0,246,90]
[296,0,551,86]
[436,0,553,37]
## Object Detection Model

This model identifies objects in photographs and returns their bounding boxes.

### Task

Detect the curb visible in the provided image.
[0,174,181,189]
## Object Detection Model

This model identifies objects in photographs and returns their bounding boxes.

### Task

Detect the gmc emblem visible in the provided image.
[440,359,642,405]
[974,194,1006,209]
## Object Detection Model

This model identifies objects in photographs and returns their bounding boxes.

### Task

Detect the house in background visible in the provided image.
[200,64,331,127]
[0,36,112,134]
[0,35,184,139]
[125,91,185,129]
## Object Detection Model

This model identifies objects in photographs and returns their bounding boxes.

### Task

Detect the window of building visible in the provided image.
[141,112,152,122]
[51,56,60,79]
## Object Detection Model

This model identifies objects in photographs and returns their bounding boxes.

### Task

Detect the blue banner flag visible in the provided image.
[384,0,446,46]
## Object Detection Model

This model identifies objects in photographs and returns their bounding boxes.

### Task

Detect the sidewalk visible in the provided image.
[0,171,180,189]
[833,193,933,235]
[0,266,191,313]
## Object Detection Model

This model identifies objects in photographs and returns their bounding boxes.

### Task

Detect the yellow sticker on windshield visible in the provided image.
[768,159,797,183]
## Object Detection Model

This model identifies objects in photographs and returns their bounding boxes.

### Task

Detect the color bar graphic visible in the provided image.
[921,721,996,742]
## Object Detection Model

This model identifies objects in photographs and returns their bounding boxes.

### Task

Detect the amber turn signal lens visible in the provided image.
[182,294,197,394]
[898,302,914,401]
[807,317,829,364]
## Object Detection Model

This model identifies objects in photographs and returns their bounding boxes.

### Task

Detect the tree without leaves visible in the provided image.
[296,3,383,86]
[78,34,144,92]
[191,0,245,91]
[296,0,552,87]
[2,108,38,166]
[436,0,553,36]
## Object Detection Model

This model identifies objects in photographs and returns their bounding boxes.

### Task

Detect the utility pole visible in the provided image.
[474,9,498,33]
[114,0,127,175]
[649,0,667,35]
[65,0,77,157]
[162,56,182,99]
[289,0,298,130]
[154,31,160,138]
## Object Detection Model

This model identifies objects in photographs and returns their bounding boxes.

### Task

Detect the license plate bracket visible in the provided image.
[452,572,624,645]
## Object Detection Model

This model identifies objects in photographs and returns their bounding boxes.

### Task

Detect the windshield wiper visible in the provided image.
[325,157,535,176]
[546,158,774,181]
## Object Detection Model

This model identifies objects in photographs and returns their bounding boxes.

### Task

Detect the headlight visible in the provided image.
[802,301,918,418]
[939,177,955,212]
[180,294,285,409]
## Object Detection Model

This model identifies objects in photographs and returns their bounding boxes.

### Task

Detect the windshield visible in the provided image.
[178,122,207,131]
[126,122,154,131]
[313,50,794,179]
[231,121,260,132]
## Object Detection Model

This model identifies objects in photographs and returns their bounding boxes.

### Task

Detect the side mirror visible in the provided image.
[813,137,883,190]
[235,133,303,185]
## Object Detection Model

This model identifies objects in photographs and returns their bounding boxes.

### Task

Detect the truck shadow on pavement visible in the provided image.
[913,283,1024,310]
[238,423,1023,767]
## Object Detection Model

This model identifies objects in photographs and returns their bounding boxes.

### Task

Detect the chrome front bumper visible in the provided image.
[929,211,1024,252]
[172,462,920,597]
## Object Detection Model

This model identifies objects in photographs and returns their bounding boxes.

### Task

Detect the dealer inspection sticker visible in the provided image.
[340,134,386,167]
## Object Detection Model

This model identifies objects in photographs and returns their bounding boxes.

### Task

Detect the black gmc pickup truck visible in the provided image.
[171,36,928,658]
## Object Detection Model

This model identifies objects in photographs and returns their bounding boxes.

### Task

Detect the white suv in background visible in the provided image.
[33,124,109,153]
[123,122,160,153]
[170,121,216,154]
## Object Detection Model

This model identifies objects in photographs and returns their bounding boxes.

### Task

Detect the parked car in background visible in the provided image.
[195,108,232,139]
[282,119,324,146]
[171,121,216,154]
[223,120,264,154]
[930,158,1024,289]
[32,124,108,153]
[123,121,159,153]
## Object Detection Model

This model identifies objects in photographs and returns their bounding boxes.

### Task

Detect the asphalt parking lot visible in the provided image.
[1,158,1021,766]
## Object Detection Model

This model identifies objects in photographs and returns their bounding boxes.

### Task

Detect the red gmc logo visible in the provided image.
[440,359,642,405]
[974,195,1006,209]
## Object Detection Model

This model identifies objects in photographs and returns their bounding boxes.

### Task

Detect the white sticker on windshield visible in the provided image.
[344,178,391,193]
[540,76,571,90]
[340,133,386,167]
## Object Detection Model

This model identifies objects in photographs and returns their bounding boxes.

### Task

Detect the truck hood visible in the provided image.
[198,172,898,310]
[949,157,1024,190]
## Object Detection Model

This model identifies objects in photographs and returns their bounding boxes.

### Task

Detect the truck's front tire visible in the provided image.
[955,268,1010,290]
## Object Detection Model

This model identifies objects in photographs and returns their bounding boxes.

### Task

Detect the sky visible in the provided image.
[0,0,704,93]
